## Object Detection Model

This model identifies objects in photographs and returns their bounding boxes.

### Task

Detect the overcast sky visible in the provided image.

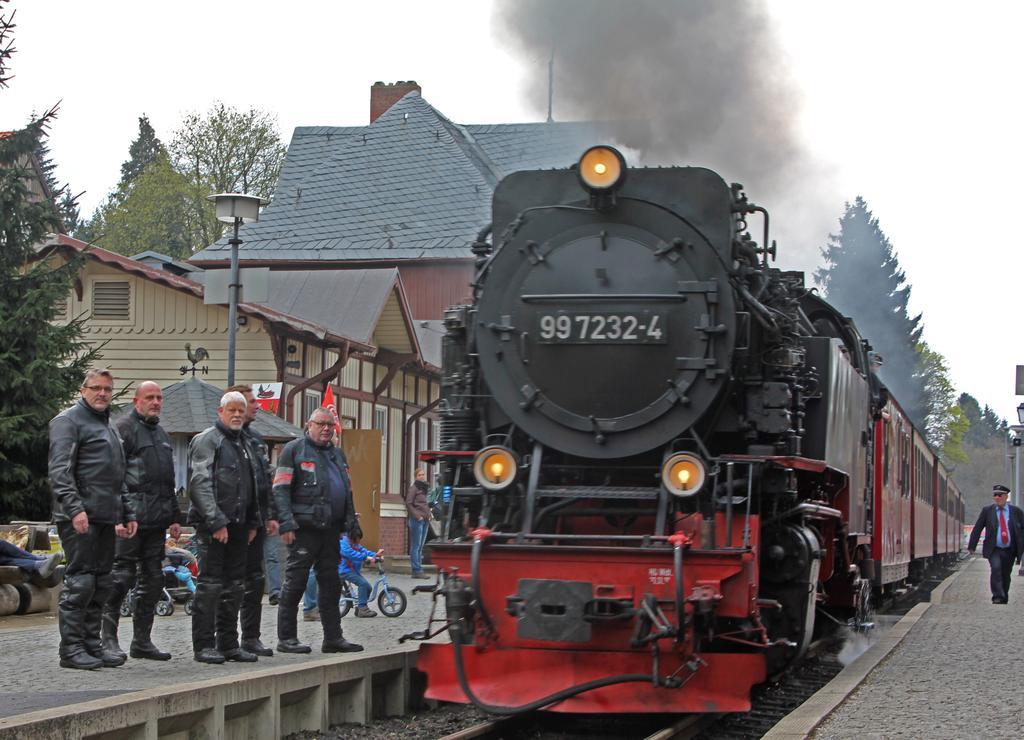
[4,1,1021,426]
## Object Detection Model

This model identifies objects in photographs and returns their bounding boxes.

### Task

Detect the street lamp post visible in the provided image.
[1015,403,1024,509]
[206,193,268,386]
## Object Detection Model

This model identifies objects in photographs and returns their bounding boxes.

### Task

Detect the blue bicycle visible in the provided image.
[339,560,408,617]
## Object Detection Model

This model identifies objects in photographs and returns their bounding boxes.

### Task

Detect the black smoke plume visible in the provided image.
[493,0,838,269]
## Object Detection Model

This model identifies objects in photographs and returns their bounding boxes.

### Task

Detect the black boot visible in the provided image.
[222,647,258,662]
[101,609,127,660]
[215,579,246,657]
[191,579,224,658]
[277,638,312,654]
[241,639,274,657]
[60,652,103,670]
[322,638,363,653]
[131,604,170,660]
[194,648,226,664]
[130,639,171,661]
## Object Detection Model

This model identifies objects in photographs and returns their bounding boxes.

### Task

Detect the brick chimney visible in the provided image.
[370,80,422,123]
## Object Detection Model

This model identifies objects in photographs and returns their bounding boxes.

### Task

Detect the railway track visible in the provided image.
[430,649,841,740]
[436,712,715,740]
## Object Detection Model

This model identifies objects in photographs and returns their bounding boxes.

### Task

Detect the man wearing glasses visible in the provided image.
[273,408,363,654]
[48,368,138,670]
[968,484,1024,604]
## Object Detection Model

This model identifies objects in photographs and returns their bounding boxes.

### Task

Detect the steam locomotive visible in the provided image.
[406,146,963,715]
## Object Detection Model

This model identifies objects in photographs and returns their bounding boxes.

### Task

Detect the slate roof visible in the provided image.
[152,377,303,441]
[191,93,605,264]
[256,268,411,349]
[413,320,444,370]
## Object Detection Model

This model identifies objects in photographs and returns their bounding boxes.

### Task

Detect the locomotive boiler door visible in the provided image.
[476,201,736,459]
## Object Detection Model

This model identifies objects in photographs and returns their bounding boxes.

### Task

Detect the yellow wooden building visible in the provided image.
[43,235,443,551]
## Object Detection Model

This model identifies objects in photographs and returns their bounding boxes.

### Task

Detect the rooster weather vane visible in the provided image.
[180,343,210,377]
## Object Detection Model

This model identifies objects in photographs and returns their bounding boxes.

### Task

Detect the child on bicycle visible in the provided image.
[339,526,383,618]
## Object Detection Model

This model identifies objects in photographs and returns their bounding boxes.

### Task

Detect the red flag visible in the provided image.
[321,384,342,435]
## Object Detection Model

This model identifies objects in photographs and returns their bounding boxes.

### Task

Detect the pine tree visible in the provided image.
[0,5,100,520]
[814,197,929,426]
[119,114,164,189]
[101,151,194,259]
[34,136,80,233]
[959,392,1008,448]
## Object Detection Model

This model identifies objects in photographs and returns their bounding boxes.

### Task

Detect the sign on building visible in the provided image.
[253,382,282,413]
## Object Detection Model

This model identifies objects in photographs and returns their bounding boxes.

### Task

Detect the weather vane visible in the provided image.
[180,343,210,377]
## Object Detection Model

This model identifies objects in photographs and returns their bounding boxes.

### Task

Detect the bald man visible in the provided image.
[103,381,182,661]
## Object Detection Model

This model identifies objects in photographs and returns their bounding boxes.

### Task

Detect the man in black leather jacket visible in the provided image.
[102,381,182,662]
[187,391,260,664]
[274,408,362,654]
[228,384,277,657]
[48,369,138,670]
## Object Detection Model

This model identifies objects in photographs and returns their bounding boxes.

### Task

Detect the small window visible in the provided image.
[303,391,322,426]
[374,406,388,442]
[54,296,68,320]
[92,280,130,320]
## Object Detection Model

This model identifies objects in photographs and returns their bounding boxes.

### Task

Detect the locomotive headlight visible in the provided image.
[473,446,519,492]
[661,453,706,497]
[578,145,626,193]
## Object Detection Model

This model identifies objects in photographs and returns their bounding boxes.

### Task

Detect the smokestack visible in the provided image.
[370,80,422,123]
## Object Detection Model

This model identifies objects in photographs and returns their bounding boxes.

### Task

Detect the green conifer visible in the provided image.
[0,6,99,520]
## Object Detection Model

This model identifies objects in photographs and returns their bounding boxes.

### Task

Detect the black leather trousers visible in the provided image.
[102,527,165,642]
[191,523,248,653]
[58,522,115,659]
[277,527,343,643]
[240,526,266,642]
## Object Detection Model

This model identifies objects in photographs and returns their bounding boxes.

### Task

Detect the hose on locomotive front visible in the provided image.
[450,634,657,716]
[458,529,659,715]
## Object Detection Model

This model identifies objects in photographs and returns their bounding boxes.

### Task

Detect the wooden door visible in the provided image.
[343,430,383,550]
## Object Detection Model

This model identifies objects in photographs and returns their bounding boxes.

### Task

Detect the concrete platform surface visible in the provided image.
[0,572,438,720]
[809,557,1023,740]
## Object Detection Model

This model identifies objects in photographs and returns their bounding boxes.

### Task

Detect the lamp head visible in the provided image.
[206,193,269,224]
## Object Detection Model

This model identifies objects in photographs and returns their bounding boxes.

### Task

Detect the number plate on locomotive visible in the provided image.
[536,311,667,344]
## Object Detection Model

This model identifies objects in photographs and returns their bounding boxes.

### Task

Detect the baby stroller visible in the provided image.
[164,546,198,615]
[119,545,198,617]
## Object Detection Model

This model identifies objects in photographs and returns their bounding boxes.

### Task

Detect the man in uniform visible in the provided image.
[103,381,182,661]
[968,484,1024,603]
[274,408,362,654]
[48,369,137,670]
[188,391,260,664]
[227,383,277,657]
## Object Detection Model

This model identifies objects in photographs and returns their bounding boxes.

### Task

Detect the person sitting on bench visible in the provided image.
[0,539,62,586]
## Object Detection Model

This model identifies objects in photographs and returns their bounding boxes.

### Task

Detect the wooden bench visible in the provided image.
[0,523,60,615]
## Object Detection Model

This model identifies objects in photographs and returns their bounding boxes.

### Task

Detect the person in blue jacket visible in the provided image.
[338,526,382,618]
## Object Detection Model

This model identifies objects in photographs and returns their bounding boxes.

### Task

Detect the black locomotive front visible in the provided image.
[472,149,738,461]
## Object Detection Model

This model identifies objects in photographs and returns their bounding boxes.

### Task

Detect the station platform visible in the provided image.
[0,571,437,726]
[775,556,1024,739]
